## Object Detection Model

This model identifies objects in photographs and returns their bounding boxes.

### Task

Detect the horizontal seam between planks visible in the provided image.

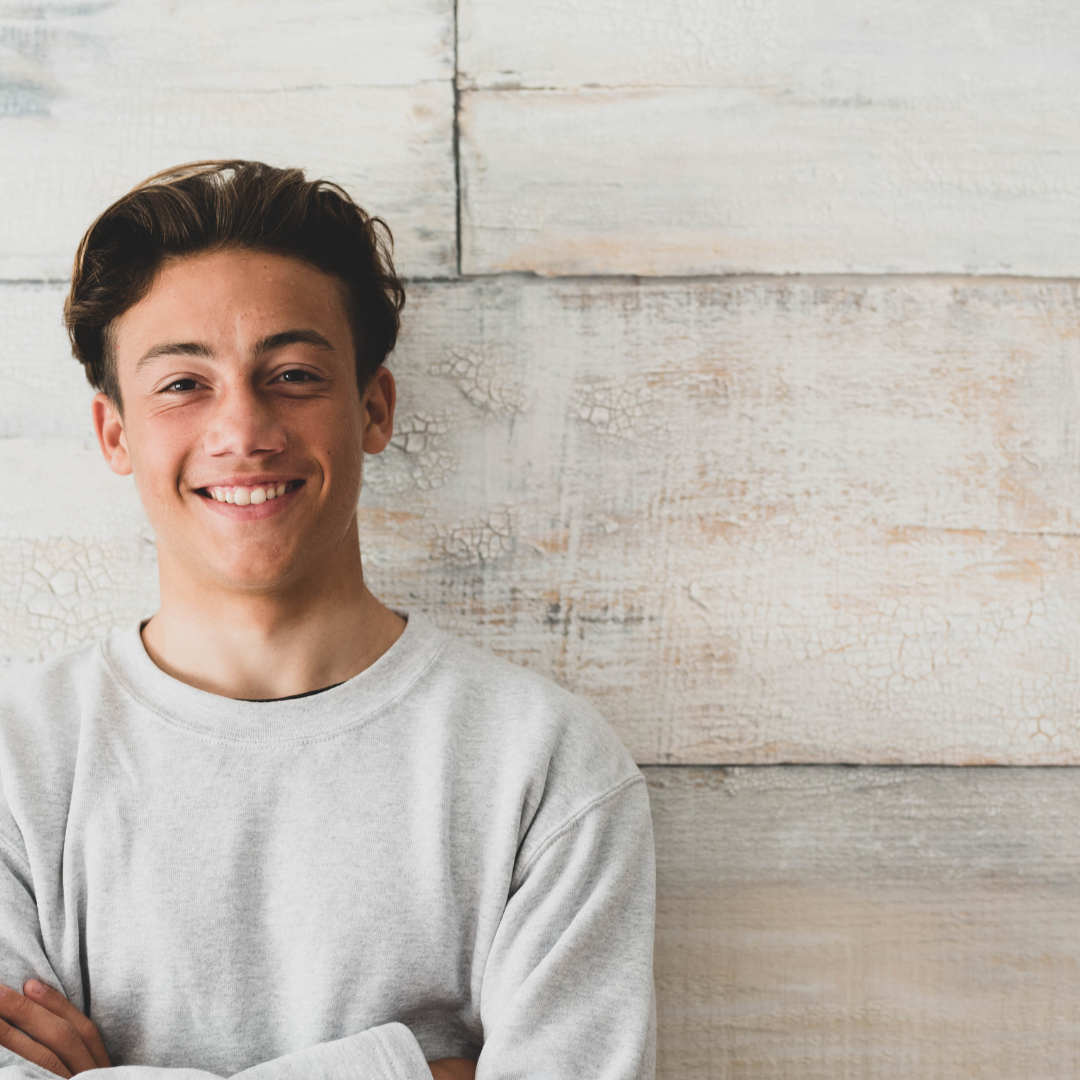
[6,273,1080,287]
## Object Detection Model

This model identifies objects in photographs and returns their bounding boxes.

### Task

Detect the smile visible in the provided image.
[197,480,304,505]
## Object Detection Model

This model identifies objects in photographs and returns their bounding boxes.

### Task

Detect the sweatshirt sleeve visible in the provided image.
[476,775,657,1080]
[0,1026,429,1080]
[0,837,430,1080]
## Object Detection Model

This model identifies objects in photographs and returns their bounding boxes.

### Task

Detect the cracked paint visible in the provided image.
[573,377,656,438]
[435,510,515,566]
[373,276,1080,765]
[0,534,158,659]
[387,410,458,491]
[432,348,526,416]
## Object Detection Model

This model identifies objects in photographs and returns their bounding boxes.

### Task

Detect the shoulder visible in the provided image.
[410,618,645,850]
[0,637,105,745]
[0,638,110,846]
[426,626,637,772]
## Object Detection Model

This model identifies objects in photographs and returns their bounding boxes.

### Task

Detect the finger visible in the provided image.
[24,982,111,1069]
[0,985,97,1075]
[429,1058,478,1080]
[0,1012,72,1078]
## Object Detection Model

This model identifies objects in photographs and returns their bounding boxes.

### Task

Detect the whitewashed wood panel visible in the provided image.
[459,86,1080,276]
[460,0,1080,93]
[0,0,455,280]
[7,277,1080,763]
[648,765,1080,1080]
[457,0,1080,276]
[371,276,1080,763]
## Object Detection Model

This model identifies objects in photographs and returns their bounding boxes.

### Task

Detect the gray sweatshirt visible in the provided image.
[0,613,655,1080]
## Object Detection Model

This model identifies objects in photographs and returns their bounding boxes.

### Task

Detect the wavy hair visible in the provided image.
[65,160,406,405]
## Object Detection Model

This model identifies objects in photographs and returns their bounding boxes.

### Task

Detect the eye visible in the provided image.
[161,378,200,393]
[276,369,321,384]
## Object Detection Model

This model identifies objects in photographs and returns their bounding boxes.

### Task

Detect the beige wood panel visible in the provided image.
[459,86,1080,276]
[647,765,1080,1080]
[0,0,455,280]
[7,277,1080,762]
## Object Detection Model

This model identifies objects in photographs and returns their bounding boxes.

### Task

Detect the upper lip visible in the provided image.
[192,476,302,489]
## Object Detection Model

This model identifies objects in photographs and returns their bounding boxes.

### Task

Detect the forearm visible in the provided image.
[233,1024,430,1080]
[0,1023,431,1080]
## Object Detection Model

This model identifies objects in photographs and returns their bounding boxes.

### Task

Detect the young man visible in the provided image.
[0,162,655,1080]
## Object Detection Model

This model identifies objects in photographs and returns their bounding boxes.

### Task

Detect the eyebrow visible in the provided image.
[252,329,335,356]
[135,340,212,369]
[135,329,335,370]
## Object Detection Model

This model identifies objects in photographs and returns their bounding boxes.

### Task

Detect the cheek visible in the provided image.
[328,434,365,500]
[124,414,193,497]
[313,405,365,483]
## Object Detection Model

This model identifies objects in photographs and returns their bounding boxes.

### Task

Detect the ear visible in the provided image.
[92,392,133,476]
[361,367,396,455]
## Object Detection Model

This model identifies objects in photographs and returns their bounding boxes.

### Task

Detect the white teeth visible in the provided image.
[207,483,292,504]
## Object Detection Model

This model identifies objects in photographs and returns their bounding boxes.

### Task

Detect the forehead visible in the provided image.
[112,248,353,358]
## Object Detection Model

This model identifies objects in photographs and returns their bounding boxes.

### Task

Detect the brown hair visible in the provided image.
[64,160,405,405]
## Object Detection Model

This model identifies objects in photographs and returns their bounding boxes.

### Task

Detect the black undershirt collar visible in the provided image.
[240,682,344,703]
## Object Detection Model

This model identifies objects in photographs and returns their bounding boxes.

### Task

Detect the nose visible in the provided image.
[203,382,288,460]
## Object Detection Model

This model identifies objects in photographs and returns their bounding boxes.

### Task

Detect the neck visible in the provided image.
[141,523,405,699]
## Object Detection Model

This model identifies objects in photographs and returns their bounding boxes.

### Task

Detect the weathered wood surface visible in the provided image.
[6,276,1080,763]
[648,765,1080,1079]
[378,276,1080,764]
[460,0,1080,92]
[457,0,1080,276]
[0,0,456,280]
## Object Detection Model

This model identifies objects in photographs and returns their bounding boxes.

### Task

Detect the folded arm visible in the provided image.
[0,774,654,1080]
[0,830,439,1080]
[475,775,656,1080]
[0,983,474,1080]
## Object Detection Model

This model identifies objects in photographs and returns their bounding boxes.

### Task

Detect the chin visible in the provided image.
[219,561,304,593]
[199,542,309,593]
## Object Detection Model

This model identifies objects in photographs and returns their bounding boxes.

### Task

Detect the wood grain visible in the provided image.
[373,276,1080,764]
[6,276,1080,763]
[0,0,456,280]
[648,765,1080,1080]
[457,0,1080,276]
[459,0,1080,93]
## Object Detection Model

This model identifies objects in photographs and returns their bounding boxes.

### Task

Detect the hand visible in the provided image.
[0,980,111,1076]
[428,1058,476,1080]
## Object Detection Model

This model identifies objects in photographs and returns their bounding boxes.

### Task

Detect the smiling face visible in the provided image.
[94,247,395,597]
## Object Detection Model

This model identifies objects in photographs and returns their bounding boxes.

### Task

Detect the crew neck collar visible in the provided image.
[101,611,445,743]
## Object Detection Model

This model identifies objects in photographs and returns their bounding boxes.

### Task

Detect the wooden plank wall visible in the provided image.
[648,766,1080,1079]
[2,2,1079,1076]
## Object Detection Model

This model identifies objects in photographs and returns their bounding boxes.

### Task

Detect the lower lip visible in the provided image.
[196,484,304,520]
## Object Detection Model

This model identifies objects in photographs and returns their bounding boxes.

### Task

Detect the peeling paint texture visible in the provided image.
[366,277,1080,764]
